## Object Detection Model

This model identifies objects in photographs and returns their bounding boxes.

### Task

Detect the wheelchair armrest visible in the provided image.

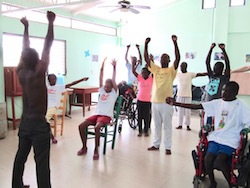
[240,128,250,136]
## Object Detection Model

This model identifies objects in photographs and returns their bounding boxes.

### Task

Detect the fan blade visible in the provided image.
[128,8,139,14]
[131,5,151,9]
[109,7,121,13]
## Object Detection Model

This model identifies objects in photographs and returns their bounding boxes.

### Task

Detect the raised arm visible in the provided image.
[172,35,180,70]
[111,59,118,92]
[65,77,89,88]
[17,17,30,72]
[125,45,130,65]
[219,43,230,76]
[166,97,203,110]
[144,38,151,67]
[21,17,30,50]
[38,11,56,74]
[231,66,250,73]
[206,43,216,75]
[132,57,138,78]
[99,57,107,88]
[136,44,142,65]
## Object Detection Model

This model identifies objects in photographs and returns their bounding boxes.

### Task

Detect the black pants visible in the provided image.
[12,118,51,188]
[137,100,151,134]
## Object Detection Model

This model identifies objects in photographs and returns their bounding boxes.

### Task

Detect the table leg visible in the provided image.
[82,91,85,117]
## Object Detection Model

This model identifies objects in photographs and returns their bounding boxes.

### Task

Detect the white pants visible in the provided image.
[176,96,191,127]
[152,103,174,150]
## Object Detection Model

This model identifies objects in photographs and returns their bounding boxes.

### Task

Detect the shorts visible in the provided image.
[207,141,236,157]
[86,115,111,125]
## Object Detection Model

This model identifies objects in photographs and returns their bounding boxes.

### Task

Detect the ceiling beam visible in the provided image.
[1,0,101,14]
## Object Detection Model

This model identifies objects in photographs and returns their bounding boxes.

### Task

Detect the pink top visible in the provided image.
[137,74,153,102]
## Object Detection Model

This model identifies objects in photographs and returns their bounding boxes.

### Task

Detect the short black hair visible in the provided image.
[226,81,239,95]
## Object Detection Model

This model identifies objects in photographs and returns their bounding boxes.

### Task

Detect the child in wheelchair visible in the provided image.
[166,81,250,188]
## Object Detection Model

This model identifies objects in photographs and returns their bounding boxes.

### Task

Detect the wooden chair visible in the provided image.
[50,90,68,137]
[86,95,123,154]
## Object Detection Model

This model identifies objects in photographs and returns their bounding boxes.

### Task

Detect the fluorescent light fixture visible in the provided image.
[230,0,245,6]
[202,0,216,9]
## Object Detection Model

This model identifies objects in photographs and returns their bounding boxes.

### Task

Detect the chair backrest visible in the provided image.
[113,95,123,121]
[58,90,68,122]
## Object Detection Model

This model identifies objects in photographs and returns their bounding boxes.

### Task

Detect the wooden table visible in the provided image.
[69,86,99,117]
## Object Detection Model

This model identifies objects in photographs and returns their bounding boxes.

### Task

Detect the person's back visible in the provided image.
[12,11,55,188]
[18,66,47,119]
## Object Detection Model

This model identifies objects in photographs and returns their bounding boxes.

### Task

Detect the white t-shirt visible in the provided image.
[176,72,197,97]
[47,84,65,108]
[95,86,119,118]
[202,99,250,149]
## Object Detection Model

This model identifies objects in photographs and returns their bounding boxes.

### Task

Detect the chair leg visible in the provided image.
[54,115,57,137]
[112,124,118,149]
[103,125,108,155]
[61,121,64,136]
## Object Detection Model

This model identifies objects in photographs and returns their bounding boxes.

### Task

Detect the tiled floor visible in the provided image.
[0,107,228,188]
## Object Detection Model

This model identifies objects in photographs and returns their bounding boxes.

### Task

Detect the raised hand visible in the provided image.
[127,44,131,48]
[166,97,174,106]
[111,59,117,68]
[47,11,56,23]
[219,43,225,50]
[211,43,216,49]
[145,37,151,44]
[20,17,29,27]
[172,35,177,42]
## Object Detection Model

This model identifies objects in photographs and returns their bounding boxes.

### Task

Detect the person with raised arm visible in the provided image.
[125,44,142,85]
[231,66,250,73]
[166,81,250,188]
[77,57,118,160]
[12,11,56,188]
[131,55,153,137]
[205,43,230,125]
[144,35,180,155]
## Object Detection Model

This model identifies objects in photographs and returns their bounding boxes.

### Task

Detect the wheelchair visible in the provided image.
[117,81,138,133]
[192,125,250,188]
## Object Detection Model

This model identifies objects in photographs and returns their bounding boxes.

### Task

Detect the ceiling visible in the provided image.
[2,0,184,22]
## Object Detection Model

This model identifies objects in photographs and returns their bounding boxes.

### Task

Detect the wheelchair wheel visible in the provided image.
[193,176,200,188]
[128,102,138,129]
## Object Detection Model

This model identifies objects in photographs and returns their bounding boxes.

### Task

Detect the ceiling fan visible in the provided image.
[100,0,151,14]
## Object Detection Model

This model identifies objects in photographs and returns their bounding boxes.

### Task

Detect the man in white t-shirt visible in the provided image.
[176,62,207,130]
[166,81,250,188]
[77,57,118,160]
[46,74,65,144]
[125,44,142,85]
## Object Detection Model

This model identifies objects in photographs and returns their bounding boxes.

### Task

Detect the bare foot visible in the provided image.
[77,148,87,156]
[93,150,99,160]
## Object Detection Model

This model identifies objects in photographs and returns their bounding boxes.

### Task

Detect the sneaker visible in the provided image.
[165,149,171,155]
[187,126,191,131]
[148,146,159,151]
[176,125,182,129]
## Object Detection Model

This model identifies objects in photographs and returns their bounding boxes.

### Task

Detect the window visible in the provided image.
[202,0,216,9]
[1,3,117,36]
[2,33,66,75]
[230,0,245,7]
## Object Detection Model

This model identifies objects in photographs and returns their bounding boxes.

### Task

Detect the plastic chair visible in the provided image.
[50,90,68,137]
[86,95,123,154]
